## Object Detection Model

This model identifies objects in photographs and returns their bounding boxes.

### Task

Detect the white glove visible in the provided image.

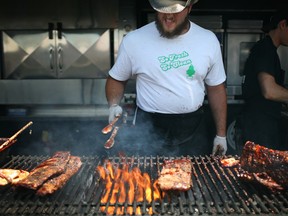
[212,135,227,156]
[108,104,123,123]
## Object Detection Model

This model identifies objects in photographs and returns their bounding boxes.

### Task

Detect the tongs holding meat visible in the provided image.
[213,144,224,156]
[101,116,120,134]
[0,121,33,152]
[104,126,119,149]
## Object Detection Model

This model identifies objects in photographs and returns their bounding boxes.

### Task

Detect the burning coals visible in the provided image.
[96,160,164,215]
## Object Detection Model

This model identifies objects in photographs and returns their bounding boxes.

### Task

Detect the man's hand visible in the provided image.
[108,104,123,123]
[212,135,227,156]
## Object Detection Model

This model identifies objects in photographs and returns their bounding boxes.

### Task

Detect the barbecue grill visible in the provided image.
[0,154,287,215]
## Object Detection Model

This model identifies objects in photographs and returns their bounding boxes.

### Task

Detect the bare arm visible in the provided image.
[206,83,227,137]
[258,72,288,104]
[105,75,127,106]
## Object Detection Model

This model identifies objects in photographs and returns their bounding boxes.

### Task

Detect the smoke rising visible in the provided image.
[6,118,178,157]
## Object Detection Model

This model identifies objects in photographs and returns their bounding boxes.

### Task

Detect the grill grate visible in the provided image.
[0,155,287,215]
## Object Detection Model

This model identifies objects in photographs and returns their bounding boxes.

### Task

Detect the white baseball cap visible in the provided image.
[148,0,199,14]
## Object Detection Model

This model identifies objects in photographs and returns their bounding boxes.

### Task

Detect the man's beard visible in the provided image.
[155,15,190,39]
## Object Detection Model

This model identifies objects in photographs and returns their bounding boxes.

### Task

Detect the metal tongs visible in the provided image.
[102,115,121,149]
[104,126,119,149]
[101,116,120,134]
[213,145,224,156]
[0,121,33,152]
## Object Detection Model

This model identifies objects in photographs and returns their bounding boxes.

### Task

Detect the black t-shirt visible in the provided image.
[242,35,284,118]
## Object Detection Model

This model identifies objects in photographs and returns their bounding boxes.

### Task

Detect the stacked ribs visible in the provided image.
[238,141,288,190]
[16,151,82,196]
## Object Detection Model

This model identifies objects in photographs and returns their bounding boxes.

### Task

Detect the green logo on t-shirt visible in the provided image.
[186,64,195,78]
[158,51,193,72]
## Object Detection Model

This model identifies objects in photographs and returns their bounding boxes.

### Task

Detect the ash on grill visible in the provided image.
[0,155,287,215]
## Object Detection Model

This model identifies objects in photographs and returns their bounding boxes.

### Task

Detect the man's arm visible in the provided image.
[206,83,227,137]
[105,75,127,106]
[258,72,288,104]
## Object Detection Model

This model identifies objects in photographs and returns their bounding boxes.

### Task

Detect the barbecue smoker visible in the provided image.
[0,155,287,215]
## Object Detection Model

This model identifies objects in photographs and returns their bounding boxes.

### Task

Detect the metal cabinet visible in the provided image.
[2,28,111,79]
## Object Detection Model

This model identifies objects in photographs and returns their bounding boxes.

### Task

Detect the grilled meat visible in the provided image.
[252,172,284,190]
[0,169,29,186]
[220,157,239,167]
[239,141,288,190]
[36,156,82,196]
[16,151,71,190]
[157,158,192,191]
[237,167,284,190]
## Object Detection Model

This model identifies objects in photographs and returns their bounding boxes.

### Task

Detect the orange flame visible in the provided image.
[96,161,164,215]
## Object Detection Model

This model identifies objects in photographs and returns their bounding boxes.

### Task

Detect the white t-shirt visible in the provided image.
[109,21,226,114]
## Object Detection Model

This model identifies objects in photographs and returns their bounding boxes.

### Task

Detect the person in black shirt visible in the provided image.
[238,10,288,152]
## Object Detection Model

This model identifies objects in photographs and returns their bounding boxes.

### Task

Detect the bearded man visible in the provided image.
[104,0,227,156]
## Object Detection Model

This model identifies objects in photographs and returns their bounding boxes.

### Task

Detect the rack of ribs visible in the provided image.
[36,156,82,196]
[157,158,192,191]
[16,151,71,190]
[239,141,288,190]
